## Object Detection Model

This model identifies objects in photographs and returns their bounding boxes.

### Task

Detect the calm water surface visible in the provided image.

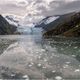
[0,34,80,80]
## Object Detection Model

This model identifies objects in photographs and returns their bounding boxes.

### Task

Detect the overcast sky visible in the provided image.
[0,0,80,26]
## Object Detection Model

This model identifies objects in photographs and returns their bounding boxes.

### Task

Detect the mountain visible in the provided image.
[35,16,59,29]
[0,15,18,35]
[5,15,19,23]
[35,12,80,37]
[5,15,19,26]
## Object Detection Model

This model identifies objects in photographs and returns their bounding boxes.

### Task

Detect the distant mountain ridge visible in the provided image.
[5,15,19,26]
[35,16,59,29]
[35,12,80,37]
[5,16,19,23]
[0,15,18,35]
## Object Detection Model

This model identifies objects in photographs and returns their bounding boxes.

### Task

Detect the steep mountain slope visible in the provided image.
[35,16,59,29]
[0,15,18,35]
[62,23,80,37]
[5,15,19,26]
[5,15,19,23]
[35,12,80,37]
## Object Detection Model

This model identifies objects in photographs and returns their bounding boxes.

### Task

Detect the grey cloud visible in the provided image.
[35,0,43,3]
[39,1,80,16]
[19,1,26,5]
[52,1,80,15]
[0,3,26,16]
[1,0,80,26]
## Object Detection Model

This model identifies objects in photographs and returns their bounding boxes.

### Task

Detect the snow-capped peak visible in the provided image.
[44,16,59,24]
[4,15,21,26]
[36,16,59,26]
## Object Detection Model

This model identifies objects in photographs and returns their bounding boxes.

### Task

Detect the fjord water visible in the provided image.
[0,28,80,80]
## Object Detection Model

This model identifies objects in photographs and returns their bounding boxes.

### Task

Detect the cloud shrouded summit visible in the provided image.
[0,0,80,26]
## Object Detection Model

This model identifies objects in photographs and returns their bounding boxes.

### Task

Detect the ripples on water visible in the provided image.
[0,35,80,80]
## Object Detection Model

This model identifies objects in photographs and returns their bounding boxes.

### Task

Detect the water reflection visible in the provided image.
[0,36,17,55]
[0,35,80,79]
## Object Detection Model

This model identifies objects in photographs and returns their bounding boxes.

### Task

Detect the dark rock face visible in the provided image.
[0,15,17,35]
[35,12,80,37]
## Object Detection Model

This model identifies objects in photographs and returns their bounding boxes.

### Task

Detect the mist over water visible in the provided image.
[0,28,80,80]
